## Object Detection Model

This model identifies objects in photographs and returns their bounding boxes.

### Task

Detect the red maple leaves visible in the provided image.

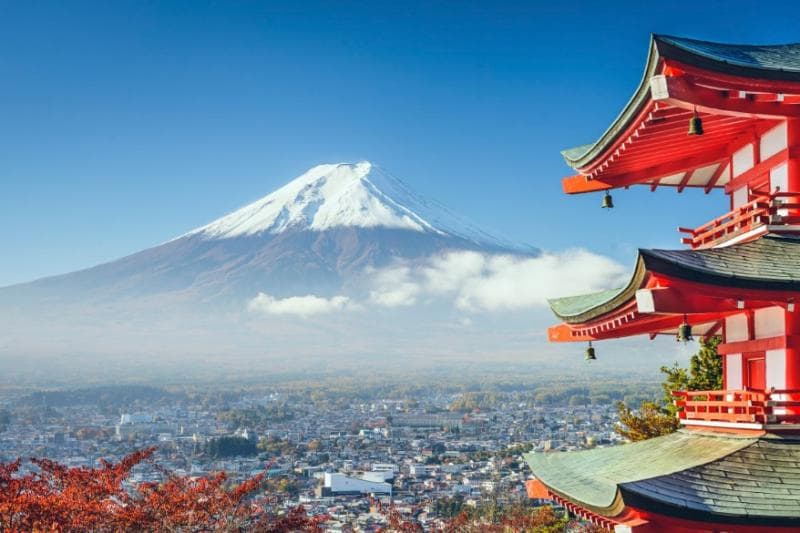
[1,448,606,532]
[0,447,327,532]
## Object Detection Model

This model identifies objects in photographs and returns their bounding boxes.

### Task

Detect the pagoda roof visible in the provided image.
[525,430,752,514]
[549,234,800,325]
[642,233,800,290]
[560,35,800,194]
[525,431,800,526]
[657,35,800,80]
[548,287,626,322]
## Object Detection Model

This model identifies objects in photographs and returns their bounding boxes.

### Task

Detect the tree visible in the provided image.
[616,336,722,441]
[686,335,723,390]
[380,504,604,533]
[257,436,294,456]
[0,447,328,531]
[615,400,679,442]
[205,435,258,458]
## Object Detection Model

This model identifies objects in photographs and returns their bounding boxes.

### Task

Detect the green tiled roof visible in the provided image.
[547,235,800,324]
[659,34,800,75]
[622,437,800,525]
[524,431,753,515]
[641,234,800,290]
[563,35,800,168]
[560,143,595,161]
[548,288,625,320]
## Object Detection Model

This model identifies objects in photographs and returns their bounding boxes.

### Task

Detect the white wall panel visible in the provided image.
[755,307,785,339]
[761,122,788,160]
[727,353,743,389]
[726,314,749,342]
[766,349,787,389]
[733,186,749,209]
[771,162,789,192]
[771,163,790,216]
[732,143,755,177]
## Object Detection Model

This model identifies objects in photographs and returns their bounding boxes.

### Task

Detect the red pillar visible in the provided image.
[785,309,800,390]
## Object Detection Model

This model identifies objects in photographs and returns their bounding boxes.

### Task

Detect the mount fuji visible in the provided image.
[0,163,633,383]
[1,162,533,306]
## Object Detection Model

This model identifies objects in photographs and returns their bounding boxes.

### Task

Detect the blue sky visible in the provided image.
[2,1,799,286]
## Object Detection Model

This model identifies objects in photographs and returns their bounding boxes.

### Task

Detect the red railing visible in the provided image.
[678,191,800,249]
[672,389,800,426]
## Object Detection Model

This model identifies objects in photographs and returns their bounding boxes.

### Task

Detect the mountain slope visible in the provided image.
[1,162,534,304]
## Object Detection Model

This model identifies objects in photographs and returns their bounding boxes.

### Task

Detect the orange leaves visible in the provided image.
[0,448,324,532]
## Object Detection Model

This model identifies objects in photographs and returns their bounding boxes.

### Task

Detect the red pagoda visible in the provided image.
[525,35,800,532]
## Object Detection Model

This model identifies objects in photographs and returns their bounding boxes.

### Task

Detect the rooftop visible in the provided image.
[525,430,800,527]
[549,234,800,325]
[560,35,800,195]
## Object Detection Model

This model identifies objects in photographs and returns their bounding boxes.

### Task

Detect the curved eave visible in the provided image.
[561,35,661,170]
[640,247,800,292]
[548,256,647,324]
[523,431,754,518]
[549,235,800,326]
[563,34,800,172]
[619,485,800,528]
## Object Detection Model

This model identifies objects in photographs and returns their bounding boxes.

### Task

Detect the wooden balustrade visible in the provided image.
[672,389,800,426]
[678,191,800,249]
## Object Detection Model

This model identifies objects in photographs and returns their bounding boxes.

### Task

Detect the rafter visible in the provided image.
[677,170,694,193]
[704,161,729,194]
[563,149,729,194]
[650,75,800,119]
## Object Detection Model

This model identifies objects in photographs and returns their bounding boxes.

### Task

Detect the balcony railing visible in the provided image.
[678,191,800,249]
[672,389,800,428]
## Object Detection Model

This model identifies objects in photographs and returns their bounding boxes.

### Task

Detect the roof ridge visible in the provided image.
[655,33,800,49]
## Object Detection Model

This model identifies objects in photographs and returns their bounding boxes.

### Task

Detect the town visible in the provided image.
[0,377,655,530]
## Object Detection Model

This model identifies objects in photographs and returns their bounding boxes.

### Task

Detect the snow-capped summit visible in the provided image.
[188,162,514,250]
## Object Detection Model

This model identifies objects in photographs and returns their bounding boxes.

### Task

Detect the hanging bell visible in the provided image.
[676,316,693,343]
[585,341,597,361]
[601,191,614,209]
[688,110,703,136]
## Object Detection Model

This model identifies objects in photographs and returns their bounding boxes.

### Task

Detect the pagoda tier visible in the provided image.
[562,35,800,202]
[548,234,800,344]
[548,233,800,431]
[525,431,800,532]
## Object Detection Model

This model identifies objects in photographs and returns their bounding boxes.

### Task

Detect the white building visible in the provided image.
[320,472,392,497]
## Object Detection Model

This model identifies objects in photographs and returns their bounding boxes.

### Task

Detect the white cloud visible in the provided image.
[247,249,626,316]
[367,249,626,312]
[368,266,420,307]
[248,293,352,318]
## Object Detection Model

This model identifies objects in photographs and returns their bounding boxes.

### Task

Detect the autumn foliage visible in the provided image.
[0,447,327,532]
[1,447,607,532]
[380,504,608,533]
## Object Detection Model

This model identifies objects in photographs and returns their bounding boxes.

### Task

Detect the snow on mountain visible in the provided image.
[188,161,519,251]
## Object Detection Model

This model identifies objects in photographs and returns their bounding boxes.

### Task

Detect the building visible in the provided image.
[525,34,800,532]
[319,472,392,497]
